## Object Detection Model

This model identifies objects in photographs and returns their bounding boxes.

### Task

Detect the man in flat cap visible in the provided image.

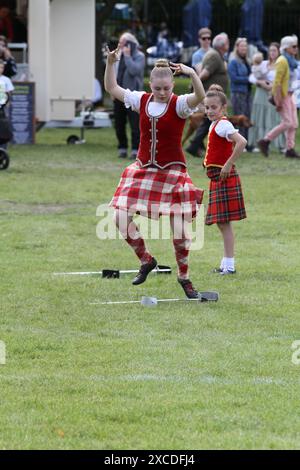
[258,35,300,158]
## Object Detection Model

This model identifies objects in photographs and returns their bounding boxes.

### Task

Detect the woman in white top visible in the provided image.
[248,42,285,152]
[0,58,14,100]
[104,45,206,299]
[0,59,14,151]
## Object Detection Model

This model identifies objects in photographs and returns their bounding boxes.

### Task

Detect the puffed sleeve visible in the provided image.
[215,120,238,141]
[124,90,145,112]
[176,94,199,118]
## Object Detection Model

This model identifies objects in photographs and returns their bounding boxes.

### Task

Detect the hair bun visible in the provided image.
[154,58,170,68]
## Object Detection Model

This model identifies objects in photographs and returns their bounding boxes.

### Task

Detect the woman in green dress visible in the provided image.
[248,43,285,153]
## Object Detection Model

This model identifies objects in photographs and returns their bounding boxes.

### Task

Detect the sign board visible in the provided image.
[9,82,35,144]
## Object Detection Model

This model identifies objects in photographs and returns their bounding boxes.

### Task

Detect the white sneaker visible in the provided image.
[220,269,236,275]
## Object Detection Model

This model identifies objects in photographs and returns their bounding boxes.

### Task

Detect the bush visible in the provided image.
[144,76,191,95]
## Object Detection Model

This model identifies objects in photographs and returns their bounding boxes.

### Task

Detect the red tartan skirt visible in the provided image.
[205,166,246,225]
[110,163,204,220]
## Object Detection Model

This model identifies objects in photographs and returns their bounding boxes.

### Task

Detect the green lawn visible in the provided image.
[0,125,300,450]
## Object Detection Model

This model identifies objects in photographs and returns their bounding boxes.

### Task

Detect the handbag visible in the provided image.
[268,94,276,106]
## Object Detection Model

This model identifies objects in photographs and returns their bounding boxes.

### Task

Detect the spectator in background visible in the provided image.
[250,52,264,79]
[228,37,252,143]
[92,78,103,107]
[258,35,300,158]
[0,4,13,42]
[186,32,229,158]
[145,22,157,46]
[0,58,14,151]
[248,42,285,153]
[293,59,300,117]
[112,31,145,159]
[0,35,17,78]
[191,27,212,74]
[0,57,13,93]
[156,38,181,63]
[156,22,169,43]
[155,22,181,62]
[11,10,27,43]
[76,78,103,112]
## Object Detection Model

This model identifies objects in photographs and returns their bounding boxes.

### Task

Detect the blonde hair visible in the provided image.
[208,83,224,93]
[150,58,173,82]
[205,90,227,106]
[252,52,263,65]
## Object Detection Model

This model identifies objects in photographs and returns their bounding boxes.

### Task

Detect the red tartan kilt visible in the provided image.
[110,163,204,220]
[205,166,246,225]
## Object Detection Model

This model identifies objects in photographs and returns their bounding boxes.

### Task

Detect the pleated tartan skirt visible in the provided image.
[205,166,246,225]
[110,163,204,220]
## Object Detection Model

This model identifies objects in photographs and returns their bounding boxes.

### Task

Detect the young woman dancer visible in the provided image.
[105,45,205,298]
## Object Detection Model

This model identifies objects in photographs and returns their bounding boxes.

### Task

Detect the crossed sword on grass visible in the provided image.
[53,265,219,304]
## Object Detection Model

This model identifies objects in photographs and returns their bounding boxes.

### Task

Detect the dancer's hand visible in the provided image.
[220,161,232,180]
[105,44,121,64]
[169,62,196,77]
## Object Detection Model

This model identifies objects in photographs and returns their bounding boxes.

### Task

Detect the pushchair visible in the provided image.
[0,92,12,170]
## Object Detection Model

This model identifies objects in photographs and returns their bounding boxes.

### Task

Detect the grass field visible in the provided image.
[1,122,300,450]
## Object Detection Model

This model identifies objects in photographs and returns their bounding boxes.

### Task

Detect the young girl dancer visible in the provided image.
[203,89,247,274]
[104,45,205,298]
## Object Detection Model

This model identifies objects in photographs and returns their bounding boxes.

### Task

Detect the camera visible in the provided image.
[125,41,135,53]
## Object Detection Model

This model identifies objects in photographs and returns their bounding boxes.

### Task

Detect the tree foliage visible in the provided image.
[96,0,120,25]
[96,1,123,86]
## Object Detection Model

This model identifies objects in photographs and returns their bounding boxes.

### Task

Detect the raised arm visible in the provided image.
[104,45,126,102]
[169,62,205,107]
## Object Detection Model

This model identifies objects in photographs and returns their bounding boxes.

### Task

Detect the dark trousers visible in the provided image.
[0,107,10,150]
[187,117,210,154]
[113,100,140,152]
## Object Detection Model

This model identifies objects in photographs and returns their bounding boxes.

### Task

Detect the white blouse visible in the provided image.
[124,89,197,118]
[210,120,238,141]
